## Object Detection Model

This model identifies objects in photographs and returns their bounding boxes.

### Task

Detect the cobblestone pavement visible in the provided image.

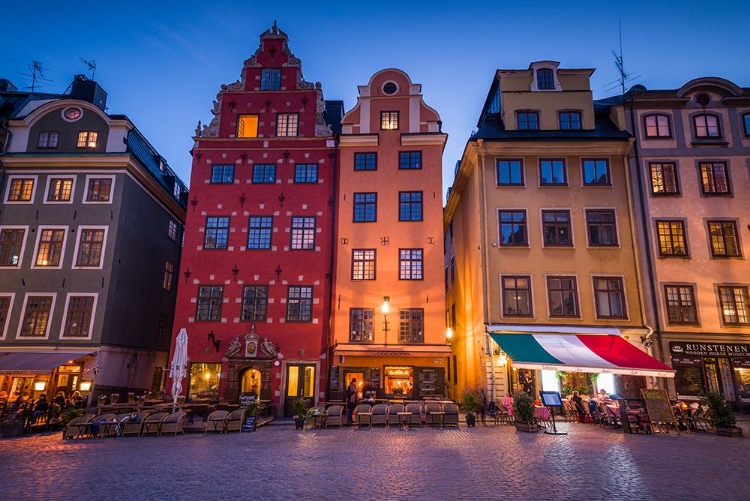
[2,419,749,501]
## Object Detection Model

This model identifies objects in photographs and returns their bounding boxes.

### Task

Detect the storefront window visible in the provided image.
[384,366,413,397]
[734,363,750,402]
[189,362,221,399]
[672,357,704,396]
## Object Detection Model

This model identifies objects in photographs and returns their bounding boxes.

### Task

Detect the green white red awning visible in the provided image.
[489,333,674,378]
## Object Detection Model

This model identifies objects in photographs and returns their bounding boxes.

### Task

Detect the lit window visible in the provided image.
[353,193,377,222]
[399,192,422,221]
[21,296,53,337]
[86,178,112,202]
[542,210,572,246]
[211,165,234,184]
[399,309,424,342]
[286,286,312,322]
[399,152,422,169]
[352,249,376,280]
[665,285,697,324]
[582,159,611,185]
[0,228,25,266]
[168,220,178,241]
[537,69,554,90]
[76,131,98,148]
[498,210,527,246]
[290,217,315,250]
[354,153,377,171]
[700,162,730,195]
[517,111,539,130]
[196,286,223,321]
[502,276,532,317]
[47,178,73,202]
[237,115,259,138]
[644,114,671,138]
[260,68,281,90]
[708,220,740,257]
[381,111,399,130]
[38,131,59,148]
[586,209,618,246]
[163,262,174,292]
[247,216,272,249]
[241,285,268,321]
[204,217,230,250]
[294,164,318,183]
[399,249,423,280]
[594,277,626,318]
[539,159,566,185]
[276,113,299,137]
[75,229,105,267]
[8,178,34,202]
[718,286,749,325]
[35,229,65,266]
[62,296,95,338]
[649,163,679,194]
[693,114,720,138]
[497,159,524,186]
[559,112,581,130]
[656,221,688,257]
[547,277,579,317]
[350,308,374,342]
[252,164,276,183]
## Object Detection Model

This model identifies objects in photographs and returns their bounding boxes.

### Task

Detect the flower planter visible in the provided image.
[465,414,476,427]
[514,422,539,433]
[294,418,305,430]
[716,426,743,437]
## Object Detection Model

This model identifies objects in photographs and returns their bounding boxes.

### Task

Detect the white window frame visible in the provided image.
[584,207,620,249]
[17,293,57,340]
[4,175,38,204]
[31,225,69,270]
[82,174,116,204]
[59,293,98,340]
[0,225,30,268]
[43,176,77,204]
[590,274,629,320]
[72,225,109,269]
[0,293,15,340]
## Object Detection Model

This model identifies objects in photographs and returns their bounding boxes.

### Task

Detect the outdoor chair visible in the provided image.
[121,411,153,437]
[386,403,404,427]
[88,413,117,438]
[224,409,246,432]
[140,412,169,436]
[63,414,96,440]
[442,403,459,426]
[370,403,388,426]
[494,402,512,425]
[160,411,187,435]
[354,404,372,428]
[405,403,422,426]
[325,404,343,428]
[205,410,229,433]
[424,402,442,426]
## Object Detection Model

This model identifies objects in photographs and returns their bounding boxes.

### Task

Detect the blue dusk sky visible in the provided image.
[2,1,748,196]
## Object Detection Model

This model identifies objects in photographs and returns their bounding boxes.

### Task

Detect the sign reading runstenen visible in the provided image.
[669,342,750,357]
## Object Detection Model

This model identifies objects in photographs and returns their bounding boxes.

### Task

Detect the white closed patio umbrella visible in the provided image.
[170,328,189,404]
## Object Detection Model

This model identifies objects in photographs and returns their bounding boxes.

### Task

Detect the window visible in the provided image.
[644,114,671,138]
[517,111,539,130]
[8,178,34,201]
[196,286,223,321]
[700,162,730,195]
[353,193,377,222]
[708,220,740,257]
[718,286,749,325]
[559,112,581,130]
[20,296,53,337]
[286,286,312,322]
[743,114,750,136]
[290,216,315,250]
[204,216,230,250]
[75,229,105,267]
[594,277,627,318]
[498,210,527,246]
[276,113,299,137]
[399,309,424,343]
[47,178,73,202]
[352,249,376,280]
[163,262,174,292]
[0,296,11,337]
[399,191,423,221]
[582,159,611,185]
[294,164,318,183]
[649,163,679,194]
[260,68,281,90]
[252,164,276,184]
[86,178,112,202]
[502,276,532,317]
[237,115,259,138]
[350,308,374,342]
[450,256,455,284]
[542,210,572,246]
[399,249,423,280]
[241,285,268,321]
[586,210,617,246]
[247,216,272,249]
[381,111,399,130]
[62,295,95,338]
[656,221,688,257]
[168,220,178,241]
[211,165,234,184]
[496,159,524,186]
[665,285,697,324]
[547,277,579,317]
[399,151,422,169]
[693,114,720,138]
[0,228,25,266]
[76,131,98,148]
[38,131,59,148]
[539,159,567,185]
[35,229,65,267]
[354,153,377,171]
[537,69,554,90]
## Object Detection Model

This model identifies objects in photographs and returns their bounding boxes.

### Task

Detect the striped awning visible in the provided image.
[489,333,674,378]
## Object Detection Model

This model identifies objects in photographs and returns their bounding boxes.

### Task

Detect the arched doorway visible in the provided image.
[240,367,262,398]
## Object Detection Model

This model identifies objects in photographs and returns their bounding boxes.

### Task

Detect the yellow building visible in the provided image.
[331,69,449,401]
[444,62,672,402]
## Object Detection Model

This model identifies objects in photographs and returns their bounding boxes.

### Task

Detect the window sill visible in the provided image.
[691,140,728,146]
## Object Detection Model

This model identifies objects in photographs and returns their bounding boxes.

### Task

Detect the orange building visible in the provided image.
[330,69,449,401]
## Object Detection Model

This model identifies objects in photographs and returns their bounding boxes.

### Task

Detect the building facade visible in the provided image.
[331,69,449,401]
[169,24,339,416]
[614,78,750,406]
[444,62,672,402]
[0,75,187,405]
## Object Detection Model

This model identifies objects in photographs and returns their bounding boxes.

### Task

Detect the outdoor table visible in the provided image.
[429,411,446,428]
[74,422,93,439]
[309,412,326,429]
[356,411,373,429]
[100,418,120,438]
[397,411,411,431]
[141,419,163,436]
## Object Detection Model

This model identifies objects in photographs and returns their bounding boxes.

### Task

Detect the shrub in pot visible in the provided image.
[700,391,742,437]
[512,391,538,432]
[460,391,481,427]
[292,398,309,430]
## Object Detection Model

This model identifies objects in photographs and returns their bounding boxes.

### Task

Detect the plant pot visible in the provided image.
[515,422,539,433]
[294,418,305,430]
[716,426,743,437]
[465,414,476,427]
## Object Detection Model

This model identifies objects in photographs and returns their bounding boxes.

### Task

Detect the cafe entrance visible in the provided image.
[240,367,262,397]
[283,364,315,417]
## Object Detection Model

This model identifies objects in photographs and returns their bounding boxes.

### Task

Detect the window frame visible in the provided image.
[707,220,741,258]
[516,111,539,130]
[37,130,60,149]
[743,113,750,137]
[559,111,582,130]
[260,68,282,91]
[502,275,533,317]
[247,216,273,250]
[353,192,377,223]
[398,308,424,343]
[693,113,721,139]
[45,177,75,203]
[643,113,672,138]
[286,285,313,322]
[664,284,698,325]
[83,175,115,204]
[539,158,567,186]
[210,164,235,184]
[699,162,731,195]
[352,249,376,280]
[354,152,377,171]
[168,220,178,242]
[294,164,318,184]
[163,262,174,292]
[72,226,108,269]
[592,276,627,319]
[399,248,423,280]
[656,220,689,257]
[0,226,28,268]
[276,113,299,137]
[18,293,57,339]
[547,276,580,318]
[5,176,37,203]
[195,285,223,322]
[349,308,374,342]
[59,293,97,339]
[649,162,680,195]
[241,285,269,322]
[498,209,528,247]
[380,111,399,130]
[496,159,525,186]
[0,293,15,340]
[290,216,316,250]
[536,69,555,90]
[237,114,259,138]
[542,209,572,247]
[717,286,750,326]
[582,159,611,186]
[398,191,423,222]
[585,209,618,247]
[203,216,230,250]
[76,131,98,148]
[252,164,276,184]
[399,151,422,170]
[32,226,67,269]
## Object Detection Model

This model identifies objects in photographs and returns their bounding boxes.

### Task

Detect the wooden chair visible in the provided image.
[370,404,388,427]
[63,414,96,439]
[424,402,442,426]
[140,412,169,436]
[325,404,343,428]
[405,403,422,426]
[354,403,372,428]
[442,403,459,426]
[205,410,229,433]
[224,409,246,432]
[386,403,404,427]
[493,402,512,425]
[121,411,153,437]
[160,411,187,436]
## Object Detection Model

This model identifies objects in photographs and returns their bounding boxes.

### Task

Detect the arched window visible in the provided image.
[693,113,721,138]
[643,114,671,138]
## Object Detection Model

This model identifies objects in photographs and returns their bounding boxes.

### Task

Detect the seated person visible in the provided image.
[487,400,497,417]
[571,391,586,418]
[32,395,50,422]
[598,389,613,403]
[587,395,599,416]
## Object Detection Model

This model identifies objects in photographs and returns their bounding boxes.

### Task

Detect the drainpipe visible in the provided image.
[324,133,340,403]
[475,139,495,394]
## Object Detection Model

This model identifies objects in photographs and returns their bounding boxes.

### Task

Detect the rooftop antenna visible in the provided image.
[29,61,46,92]
[603,20,641,95]
[80,57,96,80]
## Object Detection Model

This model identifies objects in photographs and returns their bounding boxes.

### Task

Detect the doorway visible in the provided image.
[240,367,262,397]
[284,364,315,417]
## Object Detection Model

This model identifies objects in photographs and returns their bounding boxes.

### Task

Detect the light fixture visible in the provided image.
[79,381,92,391]
[34,381,47,391]
[446,327,454,344]
[381,296,390,336]
[497,351,508,366]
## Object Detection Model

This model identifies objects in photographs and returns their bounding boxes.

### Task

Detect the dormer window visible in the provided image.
[517,111,539,130]
[261,68,281,90]
[559,111,581,130]
[530,62,561,92]
[537,69,554,90]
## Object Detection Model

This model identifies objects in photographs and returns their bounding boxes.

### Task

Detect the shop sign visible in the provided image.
[670,357,702,367]
[733,359,750,368]
[669,341,750,357]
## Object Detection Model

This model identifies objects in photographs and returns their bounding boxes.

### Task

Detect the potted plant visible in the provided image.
[292,398,309,430]
[512,391,538,432]
[700,391,742,437]
[460,391,481,427]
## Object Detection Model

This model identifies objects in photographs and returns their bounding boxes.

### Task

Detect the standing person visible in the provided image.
[520,371,534,395]
[478,388,488,424]
[345,378,358,424]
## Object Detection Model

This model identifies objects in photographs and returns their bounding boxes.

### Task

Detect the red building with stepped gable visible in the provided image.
[168,23,340,416]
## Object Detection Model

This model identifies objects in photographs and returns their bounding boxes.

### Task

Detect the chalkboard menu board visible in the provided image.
[329,366,340,391]
[370,368,380,390]
[618,398,651,434]
[241,415,256,433]
[415,367,445,397]
[239,393,256,408]
[641,388,678,431]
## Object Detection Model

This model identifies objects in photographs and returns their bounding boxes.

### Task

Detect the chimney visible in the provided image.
[70,74,107,111]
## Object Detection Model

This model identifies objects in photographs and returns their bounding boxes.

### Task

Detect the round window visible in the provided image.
[63,107,82,121]
[383,82,397,95]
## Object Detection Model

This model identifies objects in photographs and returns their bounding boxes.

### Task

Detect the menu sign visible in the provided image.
[641,388,678,432]
[329,366,340,391]
[241,414,256,433]
[370,368,380,390]
[239,393,256,409]
[670,341,750,357]
[415,367,445,397]
[618,398,651,434]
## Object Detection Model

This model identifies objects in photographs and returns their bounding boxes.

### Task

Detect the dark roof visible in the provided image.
[473,112,631,142]
[324,100,344,135]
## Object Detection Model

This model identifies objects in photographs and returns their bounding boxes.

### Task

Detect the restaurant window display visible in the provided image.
[384,367,413,397]
[670,342,750,403]
[189,362,221,399]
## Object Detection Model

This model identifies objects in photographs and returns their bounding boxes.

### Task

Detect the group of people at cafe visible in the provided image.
[0,389,86,425]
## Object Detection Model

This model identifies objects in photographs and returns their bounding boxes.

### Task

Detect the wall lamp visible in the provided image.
[640,335,654,348]
[445,327,454,345]
[207,331,221,353]
[381,296,390,336]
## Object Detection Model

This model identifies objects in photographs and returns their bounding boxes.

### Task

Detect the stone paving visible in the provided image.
[2,419,749,501]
